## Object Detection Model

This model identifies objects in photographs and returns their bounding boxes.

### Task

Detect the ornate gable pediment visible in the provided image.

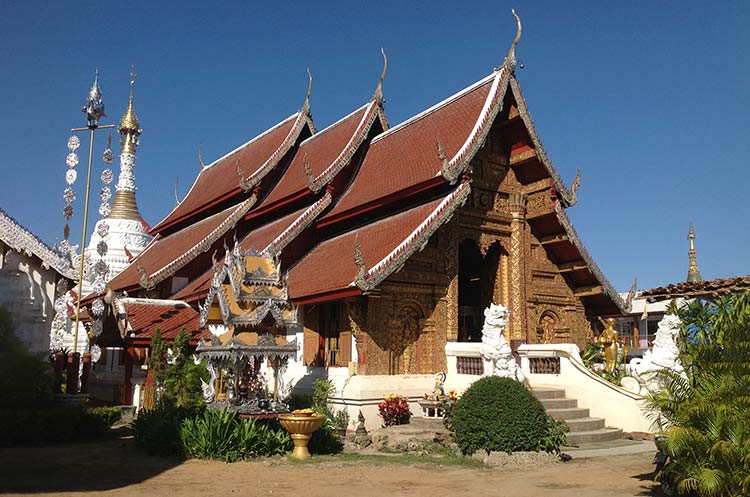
[199,241,297,328]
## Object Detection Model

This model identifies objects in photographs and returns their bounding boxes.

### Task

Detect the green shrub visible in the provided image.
[0,406,115,446]
[308,415,343,454]
[180,409,290,462]
[131,406,194,457]
[0,306,54,408]
[448,377,549,455]
[87,406,122,428]
[539,417,570,454]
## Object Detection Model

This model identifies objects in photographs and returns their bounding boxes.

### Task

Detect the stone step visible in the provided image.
[539,397,578,409]
[562,417,605,432]
[546,407,591,420]
[407,417,446,430]
[531,387,566,400]
[565,427,623,445]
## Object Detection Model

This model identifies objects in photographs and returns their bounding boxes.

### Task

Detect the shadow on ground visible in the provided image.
[0,430,180,494]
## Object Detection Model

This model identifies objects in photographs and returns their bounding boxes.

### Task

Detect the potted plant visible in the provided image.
[378,394,412,426]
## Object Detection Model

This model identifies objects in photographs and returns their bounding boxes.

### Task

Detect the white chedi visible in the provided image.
[480,303,525,382]
[624,313,685,395]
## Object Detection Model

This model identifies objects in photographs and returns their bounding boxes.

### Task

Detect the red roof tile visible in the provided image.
[288,196,444,300]
[170,201,323,301]
[152,112,308,234]
[116,298,209,343]
[323,76,494,221]
[108,199,253,291]
[258,104,374,209]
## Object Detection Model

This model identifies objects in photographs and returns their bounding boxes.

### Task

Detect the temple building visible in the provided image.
[86,13,632,409]
[0,208,74,354]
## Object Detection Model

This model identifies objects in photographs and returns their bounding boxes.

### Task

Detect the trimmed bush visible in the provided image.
[448,377,550,455]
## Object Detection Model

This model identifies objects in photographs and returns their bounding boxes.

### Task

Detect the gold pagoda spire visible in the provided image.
[687,223,702,283]
[118,67,141,154]
[109,66,143,221]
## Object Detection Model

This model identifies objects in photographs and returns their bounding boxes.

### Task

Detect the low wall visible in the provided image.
[444,341,484,393]
[517,344,656,433]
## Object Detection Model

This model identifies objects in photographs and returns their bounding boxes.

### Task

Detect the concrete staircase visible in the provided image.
[533,387,623,445]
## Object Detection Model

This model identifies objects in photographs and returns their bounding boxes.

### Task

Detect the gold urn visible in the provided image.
[278,411,326,460]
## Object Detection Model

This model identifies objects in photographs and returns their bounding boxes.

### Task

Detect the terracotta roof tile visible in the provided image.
[288,197,444,300]
[108,200,252,291]
[324,77,494,221]
[116,298,209,342]
[170,202,319,301]
[258,104,372,209]
[640,275,750,301]
[152,113,305,233]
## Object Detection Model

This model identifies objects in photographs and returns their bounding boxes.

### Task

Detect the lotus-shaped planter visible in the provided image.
[278,412,326,460]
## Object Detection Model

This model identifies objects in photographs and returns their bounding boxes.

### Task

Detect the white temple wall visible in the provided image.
[0,250,58,354]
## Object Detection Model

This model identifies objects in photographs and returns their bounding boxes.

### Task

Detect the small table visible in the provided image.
[418,399,446,418]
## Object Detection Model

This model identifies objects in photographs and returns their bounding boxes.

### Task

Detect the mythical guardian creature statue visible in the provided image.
[623,313,685,395]
[480,303,525,382]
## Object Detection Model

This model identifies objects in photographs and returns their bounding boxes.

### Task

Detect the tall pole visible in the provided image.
[69,69,114,355]
[72,128,96,353]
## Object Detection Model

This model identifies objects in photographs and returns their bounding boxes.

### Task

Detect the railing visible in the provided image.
[456,356,484,375]
[528,356,560,374]
[517,343,654,433]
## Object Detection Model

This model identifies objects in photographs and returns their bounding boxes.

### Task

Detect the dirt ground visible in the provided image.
[0,436,660,497]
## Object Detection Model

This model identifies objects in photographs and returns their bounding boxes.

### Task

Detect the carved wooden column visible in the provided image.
[508,193,528,341]
[443,219,459,341]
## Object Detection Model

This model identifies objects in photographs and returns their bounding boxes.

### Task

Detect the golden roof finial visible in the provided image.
[687,222,702,283]
[372,48,387,103]
[497,9,522,72]
[118,65,141,154]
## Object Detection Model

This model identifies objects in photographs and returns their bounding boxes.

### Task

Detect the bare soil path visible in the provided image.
[0,436,660,497]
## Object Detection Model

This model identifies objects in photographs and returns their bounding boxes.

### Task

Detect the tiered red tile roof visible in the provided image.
[99,32,630,341]
[152,110,313,235]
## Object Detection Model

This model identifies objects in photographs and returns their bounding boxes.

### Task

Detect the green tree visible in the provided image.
[647,292,750,496]
[148,327,206,409]
[0,305,54,407]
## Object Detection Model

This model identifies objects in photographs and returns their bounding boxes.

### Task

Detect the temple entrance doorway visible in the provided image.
[458,239,505,342]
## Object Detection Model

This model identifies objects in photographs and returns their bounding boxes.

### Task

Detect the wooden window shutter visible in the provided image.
[337,303,352,366]
[303,306,320,366]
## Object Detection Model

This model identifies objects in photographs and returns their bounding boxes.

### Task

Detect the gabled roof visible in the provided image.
[322,65,512,225]
[640,275,750,302]
[108,196,256,292]
[113,297,210,345]
[0,208,75,278]
[171,194,331,303]
[288,183,470,303]
[528,202,629,315]
[152,109,314,234]
[253,101,385,213]
[508,77,578,207]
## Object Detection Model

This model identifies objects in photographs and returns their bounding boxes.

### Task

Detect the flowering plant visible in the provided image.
[378,394,412,426]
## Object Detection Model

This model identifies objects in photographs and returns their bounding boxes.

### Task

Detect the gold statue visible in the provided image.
[597,317,618,373]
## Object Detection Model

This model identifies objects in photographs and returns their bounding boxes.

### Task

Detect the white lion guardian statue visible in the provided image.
[623,313,685,395]
[480,303,525,382]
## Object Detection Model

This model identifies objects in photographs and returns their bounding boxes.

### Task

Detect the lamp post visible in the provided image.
[69,69,115,365]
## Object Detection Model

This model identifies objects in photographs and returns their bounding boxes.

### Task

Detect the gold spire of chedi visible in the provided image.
[109,67,143,221]
[687,223,702,283]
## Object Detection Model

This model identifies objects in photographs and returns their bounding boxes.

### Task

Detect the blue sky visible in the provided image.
[1,1,747,291]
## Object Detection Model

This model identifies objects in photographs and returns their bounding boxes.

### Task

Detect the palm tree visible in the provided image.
[646,292,750,496]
